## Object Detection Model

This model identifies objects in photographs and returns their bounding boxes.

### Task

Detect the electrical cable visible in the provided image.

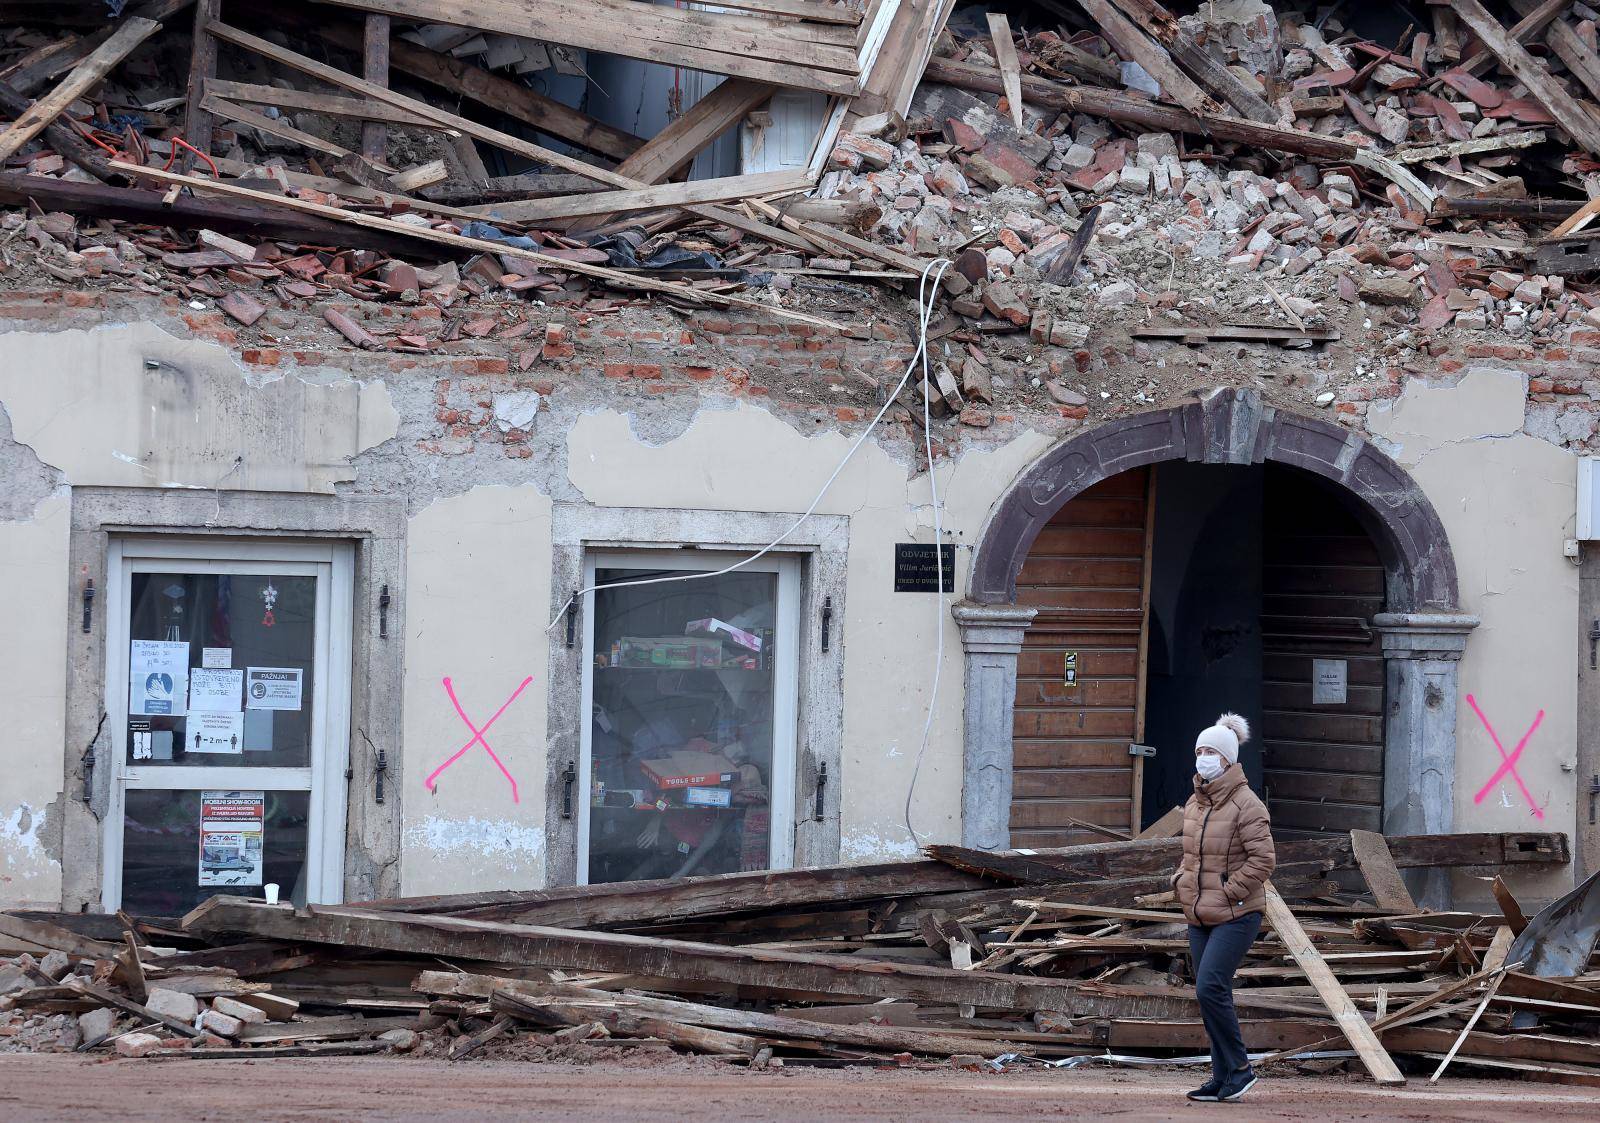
[903,259,952,850]
[545,257,953,633]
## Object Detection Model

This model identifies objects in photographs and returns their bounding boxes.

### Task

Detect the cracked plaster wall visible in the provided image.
[1370,368,1581,900]
[399,485,552,895]
[1,314,1590,903]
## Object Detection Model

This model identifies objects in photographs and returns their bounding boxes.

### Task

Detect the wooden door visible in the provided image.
[1260,468,1387,839]
[1012,468,1155,847]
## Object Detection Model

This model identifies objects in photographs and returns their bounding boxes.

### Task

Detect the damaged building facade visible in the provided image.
[1,0,1598,921]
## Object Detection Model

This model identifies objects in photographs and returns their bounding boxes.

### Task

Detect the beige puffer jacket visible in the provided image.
[1172,763,1276,927]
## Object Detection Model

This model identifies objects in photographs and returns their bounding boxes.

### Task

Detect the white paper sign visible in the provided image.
[129,639,189,716]
[246,667,303,711]
[199,791,264,886]
[1312,658,1348,705]
[202,647,233,669]
[190,668,243,712]
[189,711,244,754]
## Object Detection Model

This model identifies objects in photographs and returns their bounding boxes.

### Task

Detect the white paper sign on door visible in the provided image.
[198,791,264,886]
[202,647,233,669]
[246,667,303,711]
[189,711,244,754]
[129,639,189,716]
[189,668,243,712]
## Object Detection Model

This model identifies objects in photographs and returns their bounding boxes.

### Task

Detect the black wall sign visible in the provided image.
[894,543,956,593]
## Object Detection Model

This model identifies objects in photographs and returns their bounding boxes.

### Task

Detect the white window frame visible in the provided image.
[99,537,354,911]
[576,548,801,884]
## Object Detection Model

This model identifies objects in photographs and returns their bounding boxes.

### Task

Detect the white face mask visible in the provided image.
[1195,753,1227,781]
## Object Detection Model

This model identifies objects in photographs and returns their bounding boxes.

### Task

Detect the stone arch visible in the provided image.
[969,388,1459,613]
[955,389,1475,906]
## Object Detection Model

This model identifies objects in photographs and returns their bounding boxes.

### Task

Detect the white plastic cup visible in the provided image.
[264,882,280,905]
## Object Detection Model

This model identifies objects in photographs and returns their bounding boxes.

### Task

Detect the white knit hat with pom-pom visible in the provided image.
[1195,712,1250,765]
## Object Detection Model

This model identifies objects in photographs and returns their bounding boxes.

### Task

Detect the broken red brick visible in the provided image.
[218,291,266,327]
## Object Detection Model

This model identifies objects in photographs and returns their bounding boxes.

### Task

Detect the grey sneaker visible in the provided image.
[1186,1079,1223,1102]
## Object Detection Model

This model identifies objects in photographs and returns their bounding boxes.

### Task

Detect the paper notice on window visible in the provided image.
[189,668,243,712]
[198,791,264,887]
[129,639,189,716]
[245,667,303,711]
[202,647,232,669]
[189,711,244,754]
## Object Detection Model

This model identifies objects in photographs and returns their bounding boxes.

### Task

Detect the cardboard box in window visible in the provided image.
[613,635,723,669]
[641,750,737,791]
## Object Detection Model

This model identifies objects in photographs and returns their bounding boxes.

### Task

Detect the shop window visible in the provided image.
[579,551,799,884]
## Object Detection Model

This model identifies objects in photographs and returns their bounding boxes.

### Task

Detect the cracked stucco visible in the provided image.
[0,322,397,493]
[1371,367,1580,900]
[0,493,69,907]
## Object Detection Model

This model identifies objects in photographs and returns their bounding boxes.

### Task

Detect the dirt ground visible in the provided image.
[1,1053,1595,1121]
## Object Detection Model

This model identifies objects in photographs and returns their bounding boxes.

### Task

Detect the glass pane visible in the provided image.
[588,566,778,885]
[125,572,316,768]
[121,789,309,916]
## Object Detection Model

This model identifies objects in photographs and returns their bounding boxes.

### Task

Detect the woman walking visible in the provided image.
[1173,713,1275,1103]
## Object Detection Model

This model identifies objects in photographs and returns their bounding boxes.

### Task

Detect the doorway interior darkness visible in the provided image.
[1011,460,1386,847]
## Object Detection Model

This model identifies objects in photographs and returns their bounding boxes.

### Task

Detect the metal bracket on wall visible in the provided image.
[82,577,94,633]
[1128,743,1157,758]
[1589,618,1599,670]
[561,761,577,819]
[566,594,579,649]
[821,596,832,653]
[814,760,828,820]
[378,584,391,639]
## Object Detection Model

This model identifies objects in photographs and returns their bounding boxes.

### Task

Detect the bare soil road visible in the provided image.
[1,1053,1595,1121]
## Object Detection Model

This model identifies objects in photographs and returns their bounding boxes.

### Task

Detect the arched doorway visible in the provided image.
[954,390,1476,901]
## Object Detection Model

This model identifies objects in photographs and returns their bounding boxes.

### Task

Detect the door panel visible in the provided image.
[1012,468,1153,847]
[1260,468,1387,839]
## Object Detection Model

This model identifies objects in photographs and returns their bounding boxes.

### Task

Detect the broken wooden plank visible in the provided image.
[1390,129,1546,164]
[922,56,1358,162]
[1351,830,1418,912]
[986,12,1025,131]
[203,79,445,129]
[616,78,774,186]
[0,16,161,162]
[470,169,812,224]
[310,0,861,94]
[1261,883,1406,1086]
[1132,324,1339,345]
[419,970,1021,1057]
[1447,0,1600,156]
[183,898,1095,1012]
[1492,876,1530,934]
[146,1041,394,1060]
[200,94,362,162]
[109,161,844,330]
[359,12,390,163]
[1057,0,1209,113]
[490,989,760,1057]
[69,978,203,1038]
[180,1,219,166]
[0,912,121,960]
[0,77,115,181]
[1460,0,1568,77]
[1102,0,1277,122]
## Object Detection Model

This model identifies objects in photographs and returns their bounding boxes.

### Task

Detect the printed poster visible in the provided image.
[129,640,189,716]
[202,647,233,669]
[198,790,264,887]
[246,667,302,711]
[189,711,245,755]
[189,668,243,712]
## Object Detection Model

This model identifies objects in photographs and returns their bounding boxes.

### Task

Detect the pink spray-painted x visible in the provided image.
[424,675,533,803]
[1466,693,1544,820]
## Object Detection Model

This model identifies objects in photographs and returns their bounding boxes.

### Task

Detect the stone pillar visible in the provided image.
[952,601,1036,851]
[1373,611,1479,909]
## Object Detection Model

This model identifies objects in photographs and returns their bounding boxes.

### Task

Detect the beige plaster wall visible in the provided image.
[0,494,70,907]
[399,485,554,895]
[1370,369,1581,900]
[0,322,397,493]
[565,403,1051,864]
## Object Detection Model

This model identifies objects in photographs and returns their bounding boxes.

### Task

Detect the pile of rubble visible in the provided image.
[5,827,1596,1089]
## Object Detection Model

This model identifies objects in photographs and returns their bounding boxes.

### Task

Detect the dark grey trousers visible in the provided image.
[1187,910,1263,1084]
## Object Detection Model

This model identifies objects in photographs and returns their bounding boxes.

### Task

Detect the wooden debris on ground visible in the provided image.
[3,828,1592,1088]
